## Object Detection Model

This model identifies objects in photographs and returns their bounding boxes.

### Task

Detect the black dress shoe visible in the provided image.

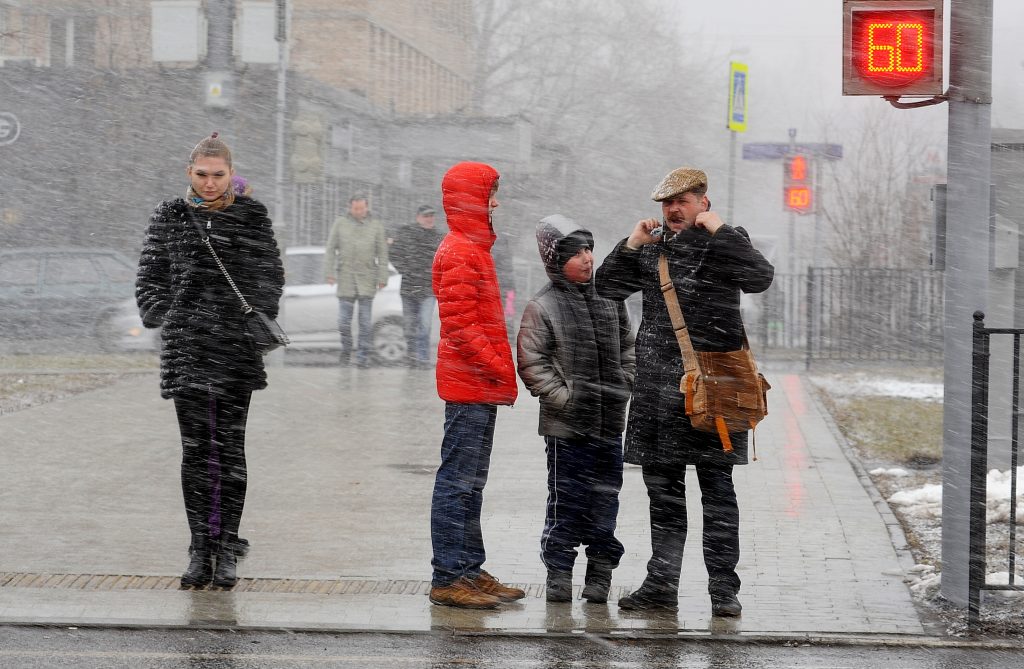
[618,585,678,611]
[711,592,743,617]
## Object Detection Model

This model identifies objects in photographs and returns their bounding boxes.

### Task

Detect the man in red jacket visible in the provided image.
[428,162,524,609]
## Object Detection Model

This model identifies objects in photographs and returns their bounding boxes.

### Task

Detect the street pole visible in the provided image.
[727,130,736,225]
[940,0,994,607]
[787,128,797,274]
[268,0,290,370]
[274,0,289,231]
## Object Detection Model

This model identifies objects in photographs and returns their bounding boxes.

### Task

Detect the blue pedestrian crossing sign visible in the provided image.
[727,62,748,133]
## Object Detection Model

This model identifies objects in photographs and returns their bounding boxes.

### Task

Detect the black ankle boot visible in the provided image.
[582,561,614,603]
[212,545,238,588]
[181,536,213,588]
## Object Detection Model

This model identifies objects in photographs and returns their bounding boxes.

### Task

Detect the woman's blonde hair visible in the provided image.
[189,132,233,167]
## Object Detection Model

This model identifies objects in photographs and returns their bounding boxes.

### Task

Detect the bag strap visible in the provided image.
[191,219,253,314]
[657,252,752,365]
[658,253,701,375]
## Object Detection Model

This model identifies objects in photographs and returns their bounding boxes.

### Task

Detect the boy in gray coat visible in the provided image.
[517,215,636,603]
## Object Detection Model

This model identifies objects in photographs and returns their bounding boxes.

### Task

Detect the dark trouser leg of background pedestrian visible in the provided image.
[401,294,419,367]
[696,463,742,616]
[581,436,625,603]
[337,298,355,365]
[619,463,685,610]
[355,296,374,367]
[415,296,436,366]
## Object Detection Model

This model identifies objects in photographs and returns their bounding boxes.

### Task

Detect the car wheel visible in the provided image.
[93,310,123,353]
[373,317,407,366]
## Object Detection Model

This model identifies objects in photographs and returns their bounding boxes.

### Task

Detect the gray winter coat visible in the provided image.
[517,215,636,439]
[595,224,773,466]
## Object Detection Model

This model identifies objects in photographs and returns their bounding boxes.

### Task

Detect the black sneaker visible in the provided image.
[618,585,678,611]
[711,592,743,617]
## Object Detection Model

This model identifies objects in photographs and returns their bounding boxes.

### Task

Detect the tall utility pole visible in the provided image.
[940,0,994,607]
[204,1,235,124]
[274,0,290,229]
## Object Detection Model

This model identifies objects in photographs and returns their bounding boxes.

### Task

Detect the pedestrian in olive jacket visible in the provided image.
[517,215,635,604]
[323,196,389,366]
[595,167,773,617]
[136,134,284,591]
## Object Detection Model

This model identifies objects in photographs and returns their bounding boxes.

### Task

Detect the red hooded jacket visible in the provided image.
[432,162,518,405]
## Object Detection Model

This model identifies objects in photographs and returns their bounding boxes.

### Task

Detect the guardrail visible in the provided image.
[969,311,1023,626]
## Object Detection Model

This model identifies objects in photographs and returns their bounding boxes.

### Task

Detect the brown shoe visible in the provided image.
[473,570,526,602]
[429,577,501,609]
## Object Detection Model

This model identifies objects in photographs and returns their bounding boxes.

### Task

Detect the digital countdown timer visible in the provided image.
[843,1,943,96]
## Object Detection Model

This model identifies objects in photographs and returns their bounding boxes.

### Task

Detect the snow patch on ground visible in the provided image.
[888,466,1024,524]
[810,375,943,401]
[870,467,911,478]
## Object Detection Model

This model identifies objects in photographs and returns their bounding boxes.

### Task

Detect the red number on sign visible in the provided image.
[868,22,924,73]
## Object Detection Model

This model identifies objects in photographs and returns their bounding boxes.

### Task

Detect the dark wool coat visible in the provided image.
[517,215,636,439]
[390,222,443,298]
[595,225,773,467]
[136,196,285,400]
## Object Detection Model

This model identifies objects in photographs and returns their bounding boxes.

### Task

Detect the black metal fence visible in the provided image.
[969,312,1023,626]
[750,268,944,365]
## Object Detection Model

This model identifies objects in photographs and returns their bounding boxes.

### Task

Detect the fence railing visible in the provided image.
[969,311,1023,626]
[750,268,944,365]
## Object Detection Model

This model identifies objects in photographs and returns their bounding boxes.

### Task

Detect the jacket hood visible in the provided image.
[442,162,499,248]
[536,214,594,283]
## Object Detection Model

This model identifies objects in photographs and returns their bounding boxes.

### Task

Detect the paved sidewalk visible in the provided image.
[0,363,929,637]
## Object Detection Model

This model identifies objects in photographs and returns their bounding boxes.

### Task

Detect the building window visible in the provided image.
[237,1,277,64]
[151,0,206,63]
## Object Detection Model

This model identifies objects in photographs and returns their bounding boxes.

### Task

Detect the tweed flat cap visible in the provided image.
[650,167,708,202]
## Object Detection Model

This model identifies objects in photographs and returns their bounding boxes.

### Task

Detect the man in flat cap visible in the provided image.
[595,167,774,617]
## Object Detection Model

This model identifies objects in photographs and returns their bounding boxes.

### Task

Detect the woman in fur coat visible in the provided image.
[135,134,284,589]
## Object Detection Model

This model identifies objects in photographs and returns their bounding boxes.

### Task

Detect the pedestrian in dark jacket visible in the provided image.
[135,133,285,590]
[428,161,524,610]
[390,204,443,368]
[595,167,773,617]
[517,215,636,604]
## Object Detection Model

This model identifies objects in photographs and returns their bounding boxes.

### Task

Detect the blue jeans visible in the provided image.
[541,435,625,573]
[401,294,435,364]
[337,297,374,363]
[430,403,497,587]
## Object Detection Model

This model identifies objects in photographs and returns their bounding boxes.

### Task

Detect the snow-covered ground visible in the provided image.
[810,371,1024,634]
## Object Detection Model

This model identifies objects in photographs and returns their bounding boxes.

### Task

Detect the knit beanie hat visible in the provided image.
[557,230,592,268]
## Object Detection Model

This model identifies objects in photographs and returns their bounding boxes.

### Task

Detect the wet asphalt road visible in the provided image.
[2,627,1024,669]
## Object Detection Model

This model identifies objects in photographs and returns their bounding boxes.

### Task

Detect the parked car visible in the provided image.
[106,246,434,365]
[0,247,136,345]
[282,246,438,364]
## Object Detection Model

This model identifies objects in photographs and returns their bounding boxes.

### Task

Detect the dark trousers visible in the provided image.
[400,294,435,364]
[541,435,625,573]
[173,388,252,546]
[642,462,741,596]
[430,403,497,587]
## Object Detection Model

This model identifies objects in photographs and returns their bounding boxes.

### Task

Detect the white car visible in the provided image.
[108,246,432,365]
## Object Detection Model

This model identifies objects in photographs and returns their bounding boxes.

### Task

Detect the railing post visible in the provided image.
[805,267,814,370]
[968,311,990,628]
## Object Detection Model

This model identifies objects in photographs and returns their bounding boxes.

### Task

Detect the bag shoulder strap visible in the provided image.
[191,219,253,314]
[658,253,700,374]
[657,253,753,368]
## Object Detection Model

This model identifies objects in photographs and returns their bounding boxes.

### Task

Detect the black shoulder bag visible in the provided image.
[192,221,289,355]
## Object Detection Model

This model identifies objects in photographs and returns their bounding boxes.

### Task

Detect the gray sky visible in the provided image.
[665,0,1022,261]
